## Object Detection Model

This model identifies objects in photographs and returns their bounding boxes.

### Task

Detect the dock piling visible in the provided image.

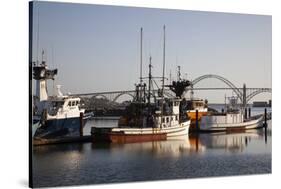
[264,108,267,128]
[80,112,84,137]
[195,110,199,131]
[244,108,248,120]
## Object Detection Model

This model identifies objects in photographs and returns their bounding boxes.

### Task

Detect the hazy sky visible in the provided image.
[32,1,271,103]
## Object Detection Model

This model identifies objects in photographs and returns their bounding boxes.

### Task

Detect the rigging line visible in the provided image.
[152,79,160,90]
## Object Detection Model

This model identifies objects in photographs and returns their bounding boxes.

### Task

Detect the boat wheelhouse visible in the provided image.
[185,98,208,121]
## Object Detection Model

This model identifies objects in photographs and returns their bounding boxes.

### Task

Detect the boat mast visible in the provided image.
[42,49,45,64]
[161,25,166,95]
[140,27,143,84]
[177,66,181,81]
[160,25,166,129]
[148,56,152,106]
[36,6,40,65]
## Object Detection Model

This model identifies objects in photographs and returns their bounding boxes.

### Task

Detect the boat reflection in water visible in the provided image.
[195,128,266,153]
[33,121,271,187]
[98,127,268,157]
[105,135,206,157]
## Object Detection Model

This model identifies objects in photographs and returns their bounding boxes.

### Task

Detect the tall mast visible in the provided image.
[177,66,181,81]
[160,25,166,129]
[148,56,152,106]
[41,49,45,64]
[36,6,40,65]
[161,25,166,94]
[140,27,143,83]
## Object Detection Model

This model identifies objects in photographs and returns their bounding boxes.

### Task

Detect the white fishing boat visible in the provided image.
[92,60,191,143]
[91,26,190,143]
[200,96,264,132]
[109,97,191,143]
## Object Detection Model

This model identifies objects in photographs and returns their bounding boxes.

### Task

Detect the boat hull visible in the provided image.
[91,120,190,143]
[199,116,264,132]
[110,132,167,143]
[34,117,87,139]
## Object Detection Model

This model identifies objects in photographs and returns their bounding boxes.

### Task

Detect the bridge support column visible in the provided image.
[242,83,247,109]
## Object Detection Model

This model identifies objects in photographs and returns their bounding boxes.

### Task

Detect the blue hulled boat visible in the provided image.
[32,59,90,139]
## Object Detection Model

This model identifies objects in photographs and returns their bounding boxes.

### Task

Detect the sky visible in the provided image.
[31,1,272,103]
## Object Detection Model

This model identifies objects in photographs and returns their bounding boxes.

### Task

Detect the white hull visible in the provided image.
[200,115,264,132]
[112,120,190,138]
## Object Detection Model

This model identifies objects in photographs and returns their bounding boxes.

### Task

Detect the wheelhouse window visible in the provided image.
[174,102,179,106]
[51,101,64,110]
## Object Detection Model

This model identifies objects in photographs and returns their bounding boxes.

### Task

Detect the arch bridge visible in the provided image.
[71,89,175,109]
[71,74,271,110]
[189,74,271,108]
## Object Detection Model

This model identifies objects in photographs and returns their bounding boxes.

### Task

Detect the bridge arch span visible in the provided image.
[112,92,135,103]
[246,89,272,104]
[191,74,243,101]
[91,94,109,101]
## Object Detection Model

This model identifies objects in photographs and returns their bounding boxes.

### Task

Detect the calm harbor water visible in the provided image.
[32,106,272,187]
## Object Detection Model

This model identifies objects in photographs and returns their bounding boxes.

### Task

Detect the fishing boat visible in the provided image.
[91,26,190,143]
[32,57,90,139]
[110,99,190,142]
[199,96,264,132]
[92,58,191,143]
[167,66,208,131]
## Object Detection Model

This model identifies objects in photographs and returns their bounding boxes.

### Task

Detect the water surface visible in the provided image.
[33,106,271,187]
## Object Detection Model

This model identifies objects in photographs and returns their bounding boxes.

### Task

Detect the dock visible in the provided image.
[33,135,92,146]
[33,111,271,146]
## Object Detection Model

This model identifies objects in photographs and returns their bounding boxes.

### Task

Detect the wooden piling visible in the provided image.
[263,108,268,143]
[80,112,84,137]
[195,110,199,131]
[264,125,268,144]
[264,108,267,128]
[248,108,251,118]
[244,108,248,120]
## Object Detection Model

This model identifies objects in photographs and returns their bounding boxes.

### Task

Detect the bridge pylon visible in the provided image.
[242,83,247,109]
